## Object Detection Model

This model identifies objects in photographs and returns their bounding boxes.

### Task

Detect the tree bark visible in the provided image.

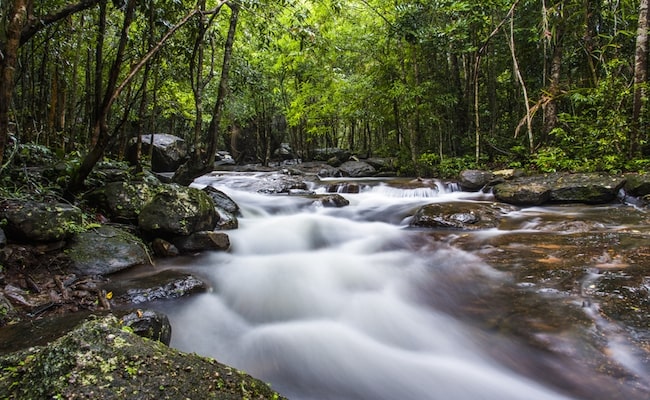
[0,0,27,168]
[632,0,649,157]
[173,2,240,185]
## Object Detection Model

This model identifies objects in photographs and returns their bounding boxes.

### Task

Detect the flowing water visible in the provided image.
[151,171,650,400]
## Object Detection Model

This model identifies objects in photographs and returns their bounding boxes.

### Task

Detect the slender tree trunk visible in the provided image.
[508,10,533,152]
[173,2,240,185]
[632,0,649,157]
[543,31,563,140]
[0,0,27,168]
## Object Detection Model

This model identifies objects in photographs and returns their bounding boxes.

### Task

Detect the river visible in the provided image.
[152,171,650,400]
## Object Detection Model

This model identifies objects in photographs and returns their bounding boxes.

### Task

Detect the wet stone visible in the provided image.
[105,269,208,305]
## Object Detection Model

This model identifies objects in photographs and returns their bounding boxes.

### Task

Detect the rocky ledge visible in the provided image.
[0,314,285,399]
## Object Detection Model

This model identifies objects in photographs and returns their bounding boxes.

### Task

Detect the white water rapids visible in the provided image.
[150,172,645,400]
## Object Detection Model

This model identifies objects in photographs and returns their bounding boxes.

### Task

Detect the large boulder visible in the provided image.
[458,170,496,191]
[337,161,376,177]
[312,147,351,163]
[410,202,515,230]
[128,133,188,172]
[0,315,286,399]
[138,185,217,238]
[493,173,626,206]
[85,180,161,222]
[66,225,150,276]
[0,200,82,242]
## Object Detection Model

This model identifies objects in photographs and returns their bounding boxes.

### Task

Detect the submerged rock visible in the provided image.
[310,194,350,208]
[0,315,286,399]
[172,231,230,253]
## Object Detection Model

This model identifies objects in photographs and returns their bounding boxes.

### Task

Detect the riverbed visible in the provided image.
[152,171,650,400]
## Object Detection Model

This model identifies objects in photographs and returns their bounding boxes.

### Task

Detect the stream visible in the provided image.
[151,171,650,400]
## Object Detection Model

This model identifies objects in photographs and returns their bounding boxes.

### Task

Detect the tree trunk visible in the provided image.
[632,0,649,157]
[0,0,27,168]
[173,2,240,185]
[543,31,563,141]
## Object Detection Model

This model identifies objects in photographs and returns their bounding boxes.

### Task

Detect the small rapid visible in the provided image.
[153,172,649,400]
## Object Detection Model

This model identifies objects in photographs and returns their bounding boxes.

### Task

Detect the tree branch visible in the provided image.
[20,0,102,46]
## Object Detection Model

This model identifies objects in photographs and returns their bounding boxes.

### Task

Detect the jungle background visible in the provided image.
[2,0,650,191]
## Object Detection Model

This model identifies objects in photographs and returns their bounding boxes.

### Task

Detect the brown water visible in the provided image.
[154,173,650,400]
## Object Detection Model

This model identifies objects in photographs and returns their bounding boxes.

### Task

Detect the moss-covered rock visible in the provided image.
[0,315,286,399]
[138,186,218,238]
[410,202,516,230]
[0,200,83,242]
[66,225,151,276]
[85,181,162,222]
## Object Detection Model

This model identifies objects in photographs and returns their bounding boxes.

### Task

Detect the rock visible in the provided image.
[623,173,650,197]
[311,194,350,208]
[458,169,495,191]
[172,231,230,253]
[127,133,189,172]
[337,161,376,177]
[365,158,396,174]
[151,238,179,257]
[493,173,626,206]
[0,200,83,242]
[203,186,240,230]
[0,293,18,327]
[312,147,351,163]
[549,173,625,203]
[326,183,360,193]
[274,143,295,160]
[66,225,150,276]
[85,180,161,222]
[105,269,208,305]
[493,182,551,206]
[257,176,309,194]
[410,202,515,230]
[120,309,172,346]
[138,185,217,238]
[0,315,286,399]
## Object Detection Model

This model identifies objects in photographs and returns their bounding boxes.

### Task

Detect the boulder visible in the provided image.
[120,309,172,346]
[172,231,230,253]
[85,180,161,222]
[337,161,376,177]
[0,315,286,399]
[138,185,217,238]
[310,194,350,208]
[623,173,650,197]
[66,225,150,276]
[151,238,179,257]
[312,147,351,163]
[0,200,82,242]
[458,170,495,191]
[128,133,188,172]
[493,173,626,206]
[203,186,239,230]
[105,269,208,305]
[493,182,551,206]
[410,202,515,230]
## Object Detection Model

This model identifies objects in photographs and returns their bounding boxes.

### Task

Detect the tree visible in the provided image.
[632,0,649,157]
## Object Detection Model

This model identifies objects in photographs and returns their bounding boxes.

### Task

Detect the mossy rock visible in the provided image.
[138,186,218,238]
[85,181,162,222]
[0,200,83,242]
[0,314,286,399]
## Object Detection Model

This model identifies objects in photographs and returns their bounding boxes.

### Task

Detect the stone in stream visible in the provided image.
[493,172,626,206]
[410,202,516,230]
[104,269,208,305]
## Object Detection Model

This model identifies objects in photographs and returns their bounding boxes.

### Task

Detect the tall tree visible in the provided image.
[631,0,649,157]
